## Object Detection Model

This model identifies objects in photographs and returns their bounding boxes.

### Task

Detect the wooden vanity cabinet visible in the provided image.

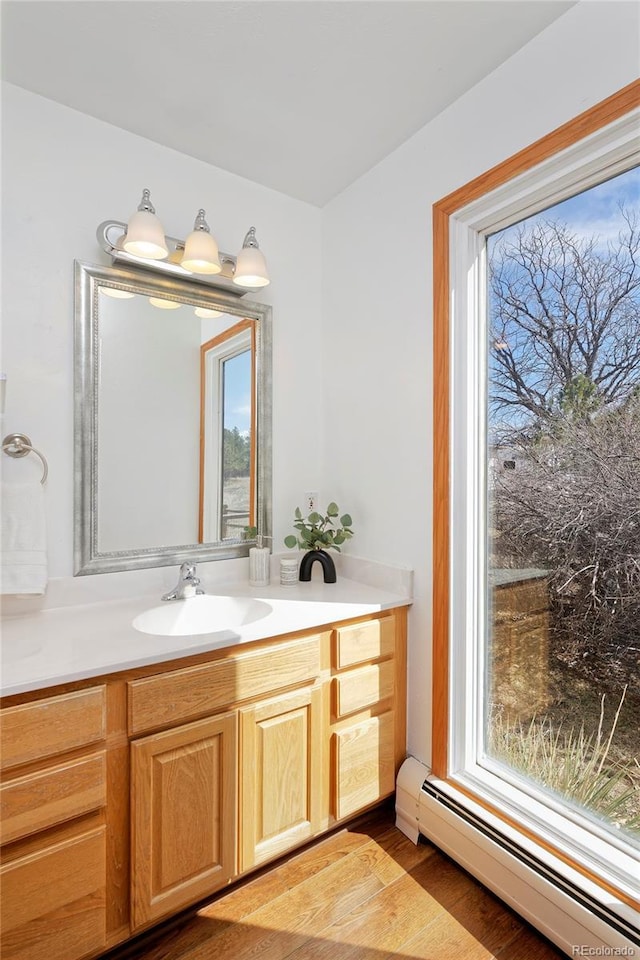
[126,631,323,931]
[0,687,108,960]
[130,711,237,929]
[0,606,407,959]
[330,614,406,822]
[240,683,323,871]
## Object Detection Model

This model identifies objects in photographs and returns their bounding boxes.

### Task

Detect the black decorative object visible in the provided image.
[284,502,354,585]
[299,549,337,583]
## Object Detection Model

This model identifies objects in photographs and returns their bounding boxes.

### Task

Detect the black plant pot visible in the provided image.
[298,549,337,583]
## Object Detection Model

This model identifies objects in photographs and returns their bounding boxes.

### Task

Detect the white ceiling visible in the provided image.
[2,1,575,207]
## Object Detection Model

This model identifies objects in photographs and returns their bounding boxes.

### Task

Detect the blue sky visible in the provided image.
[557,165,640,246]
[490,164,639,252]
[223,349,251,435]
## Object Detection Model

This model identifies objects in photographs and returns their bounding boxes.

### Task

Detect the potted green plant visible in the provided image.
[284,502,354,583]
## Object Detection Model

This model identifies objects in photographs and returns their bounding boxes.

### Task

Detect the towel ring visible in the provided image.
[2,433,48,484]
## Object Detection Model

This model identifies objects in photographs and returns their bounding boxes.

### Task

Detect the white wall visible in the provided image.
[97,294,201,552]
[1,83,323,576]
[2,2,638,766]
[321,1,640,764]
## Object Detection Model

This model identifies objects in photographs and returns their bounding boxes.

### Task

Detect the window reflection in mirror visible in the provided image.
[199,320,255,543]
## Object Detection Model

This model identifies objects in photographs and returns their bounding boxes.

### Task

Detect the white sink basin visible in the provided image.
[132,594,272,637]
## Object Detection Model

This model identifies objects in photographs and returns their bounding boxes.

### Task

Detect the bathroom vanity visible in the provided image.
[0,168,415,960]
[0,582,409,960]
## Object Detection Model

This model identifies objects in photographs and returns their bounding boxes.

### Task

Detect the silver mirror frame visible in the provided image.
[73,260,272,575]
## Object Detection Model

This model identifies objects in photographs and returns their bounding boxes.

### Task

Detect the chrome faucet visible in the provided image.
[162,562,205,601]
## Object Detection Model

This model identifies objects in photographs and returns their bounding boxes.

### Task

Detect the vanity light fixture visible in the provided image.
[181,210,222,275]
[233,227,270,288]
[100,287,135,300]
[148,296,181,310]
[194,307,224,318]
[97,189,270,296]
[123,189,169,261]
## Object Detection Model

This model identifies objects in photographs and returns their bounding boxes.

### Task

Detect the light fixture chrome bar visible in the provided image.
[96,220,246,296]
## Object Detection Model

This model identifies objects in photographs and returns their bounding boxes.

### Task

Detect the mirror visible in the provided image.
[74,260,272,575]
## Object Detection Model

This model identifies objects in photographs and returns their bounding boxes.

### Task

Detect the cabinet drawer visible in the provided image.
[129,635,321,736]
[333,711,395,821]
[0,687,107,772]
[0,752,106,845]
[333,660,395,718]
[334,616,395,669]
[0,824,106,960]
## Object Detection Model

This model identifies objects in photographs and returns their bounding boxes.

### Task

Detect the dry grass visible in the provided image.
[489,684,640,839]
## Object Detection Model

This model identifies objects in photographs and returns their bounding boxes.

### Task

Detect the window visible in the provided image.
[433,82,640,913]
[199,320,255,542]
[486,167,639,849]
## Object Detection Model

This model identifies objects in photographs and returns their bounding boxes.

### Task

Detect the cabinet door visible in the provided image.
[130,712,237,930]
[0,823,106,960]
[333,711,395,821]
[240,685,322,870]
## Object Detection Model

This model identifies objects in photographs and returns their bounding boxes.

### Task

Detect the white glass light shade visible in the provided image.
[148,297,181,310]
[181,230,221,275]
[194,307,224,318]
[100,287,135,299]
[124,210,168,260]
[233,245,270,288]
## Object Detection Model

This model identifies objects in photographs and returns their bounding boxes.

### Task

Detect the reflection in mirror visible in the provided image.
[74,261,271,575]
[199,318,255,543]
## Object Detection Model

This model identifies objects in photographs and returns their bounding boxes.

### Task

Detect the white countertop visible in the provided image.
[0,574,411,698]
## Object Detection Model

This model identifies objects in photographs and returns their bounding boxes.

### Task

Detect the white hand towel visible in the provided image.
[1,482,48,595]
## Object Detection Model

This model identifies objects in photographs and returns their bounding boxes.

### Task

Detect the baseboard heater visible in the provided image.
[396,757,639,957]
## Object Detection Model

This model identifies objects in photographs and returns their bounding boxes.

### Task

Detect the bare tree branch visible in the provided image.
[489,210,640,428]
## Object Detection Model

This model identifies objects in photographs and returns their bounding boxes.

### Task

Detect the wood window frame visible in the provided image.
[431,79,640,905]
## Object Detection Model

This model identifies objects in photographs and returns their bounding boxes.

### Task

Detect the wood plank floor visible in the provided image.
[109,803,566,960]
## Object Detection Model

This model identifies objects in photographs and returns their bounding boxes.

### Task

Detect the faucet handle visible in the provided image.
[184,563,204,595]
[186,574,204,597]
[161,562,204,601]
